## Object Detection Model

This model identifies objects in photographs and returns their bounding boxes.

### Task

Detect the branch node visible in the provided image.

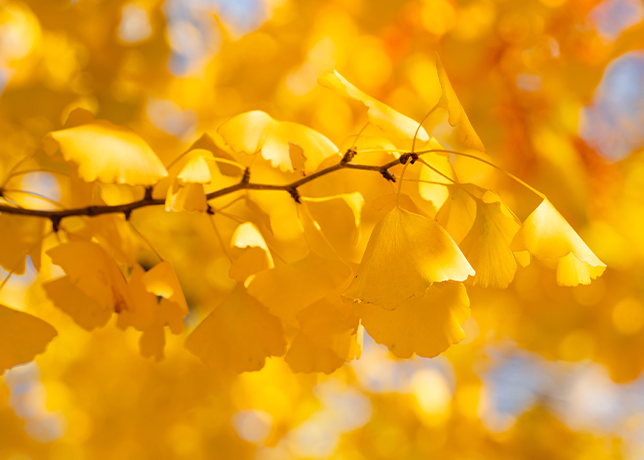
[51,216,61,233]
[400,152,412,164]
[87,205,98,216]
[381,169,396,183]
[124,210,132,221]
[340,147,357,166]
[144,187,153,200]
[241,167,251,185]
[288,188,301,203]
[409,153,419,164]
[206,205,215,215]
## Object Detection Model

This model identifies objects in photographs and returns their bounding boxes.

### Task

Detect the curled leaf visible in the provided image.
[436,54,486,152]
[217,110,338,174]
[318,71,429,142]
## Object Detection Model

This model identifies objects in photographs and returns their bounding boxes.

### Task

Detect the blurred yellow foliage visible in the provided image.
[0,0,642,458]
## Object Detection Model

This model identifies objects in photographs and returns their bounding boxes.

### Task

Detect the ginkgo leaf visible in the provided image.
[354,282,470,358]
[435,185,478,245]
[510,199,606,286]
[0,214,45,275]
[138,299,180,362]
[165,153,212,213]
[435,54,486,152]
[176,154,212,184]
[84,214,139,266]
[43,119,168,185]
[116,264,157,332]
[287,291,362,374]
[418,154,457,211]
[318,71,429,142]
[47,241,131,314]
[229,222,274,282]
[247,252,352,327]
[217,110,338,174]
[459,194,522,288]
[141,261,188,334]
[185,284,286,372]
[284,333,348,374]
[43,276,112,331]
[372,193,429,218]
[302,192,364,245]
[166,182,208,212]
[0,303,57,373]
[343,207,474,310]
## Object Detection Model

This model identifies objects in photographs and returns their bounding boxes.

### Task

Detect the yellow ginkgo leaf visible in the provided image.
[116,264,157,332]
[84,214,139,266]
[185,284,286,372]
[177,154,212,184]
[318,71,429,142]
[217,110,338,174]
[510,199,606,286]
[0,214,45,275]
[343,207,474,310]
[287,291,363,374]
[435,185,478,245]
[47,241,131,314]
[228,222,274,283]
[43,276,112,331]
[138,299,180,362]
[247,252,352,327]
[284,333,348,374]
[435,54,486,152]
[418,154,457,211]
[354,282,470,358]
[0,303,57,373]
[459,194,522,288]
[43,119,168,185]
[372,193,430,218]
[165,153,212,213]
[302,192,364,245]
[141,261,188,334]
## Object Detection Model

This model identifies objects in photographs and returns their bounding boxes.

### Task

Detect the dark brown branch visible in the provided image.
[0,156,406,222]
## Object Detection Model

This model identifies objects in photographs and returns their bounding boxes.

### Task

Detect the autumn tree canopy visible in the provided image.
[1,0,643,458]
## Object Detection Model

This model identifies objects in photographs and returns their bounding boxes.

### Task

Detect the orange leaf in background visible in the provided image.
[43,119,168,186]
[0,303,57,373]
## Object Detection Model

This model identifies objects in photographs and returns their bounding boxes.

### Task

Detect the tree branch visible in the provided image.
[0,154,407,223]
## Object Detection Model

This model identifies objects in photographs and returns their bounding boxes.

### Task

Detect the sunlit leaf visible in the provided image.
[343,206,474,310]
[43,120,168,185]
[318,70,429,142]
